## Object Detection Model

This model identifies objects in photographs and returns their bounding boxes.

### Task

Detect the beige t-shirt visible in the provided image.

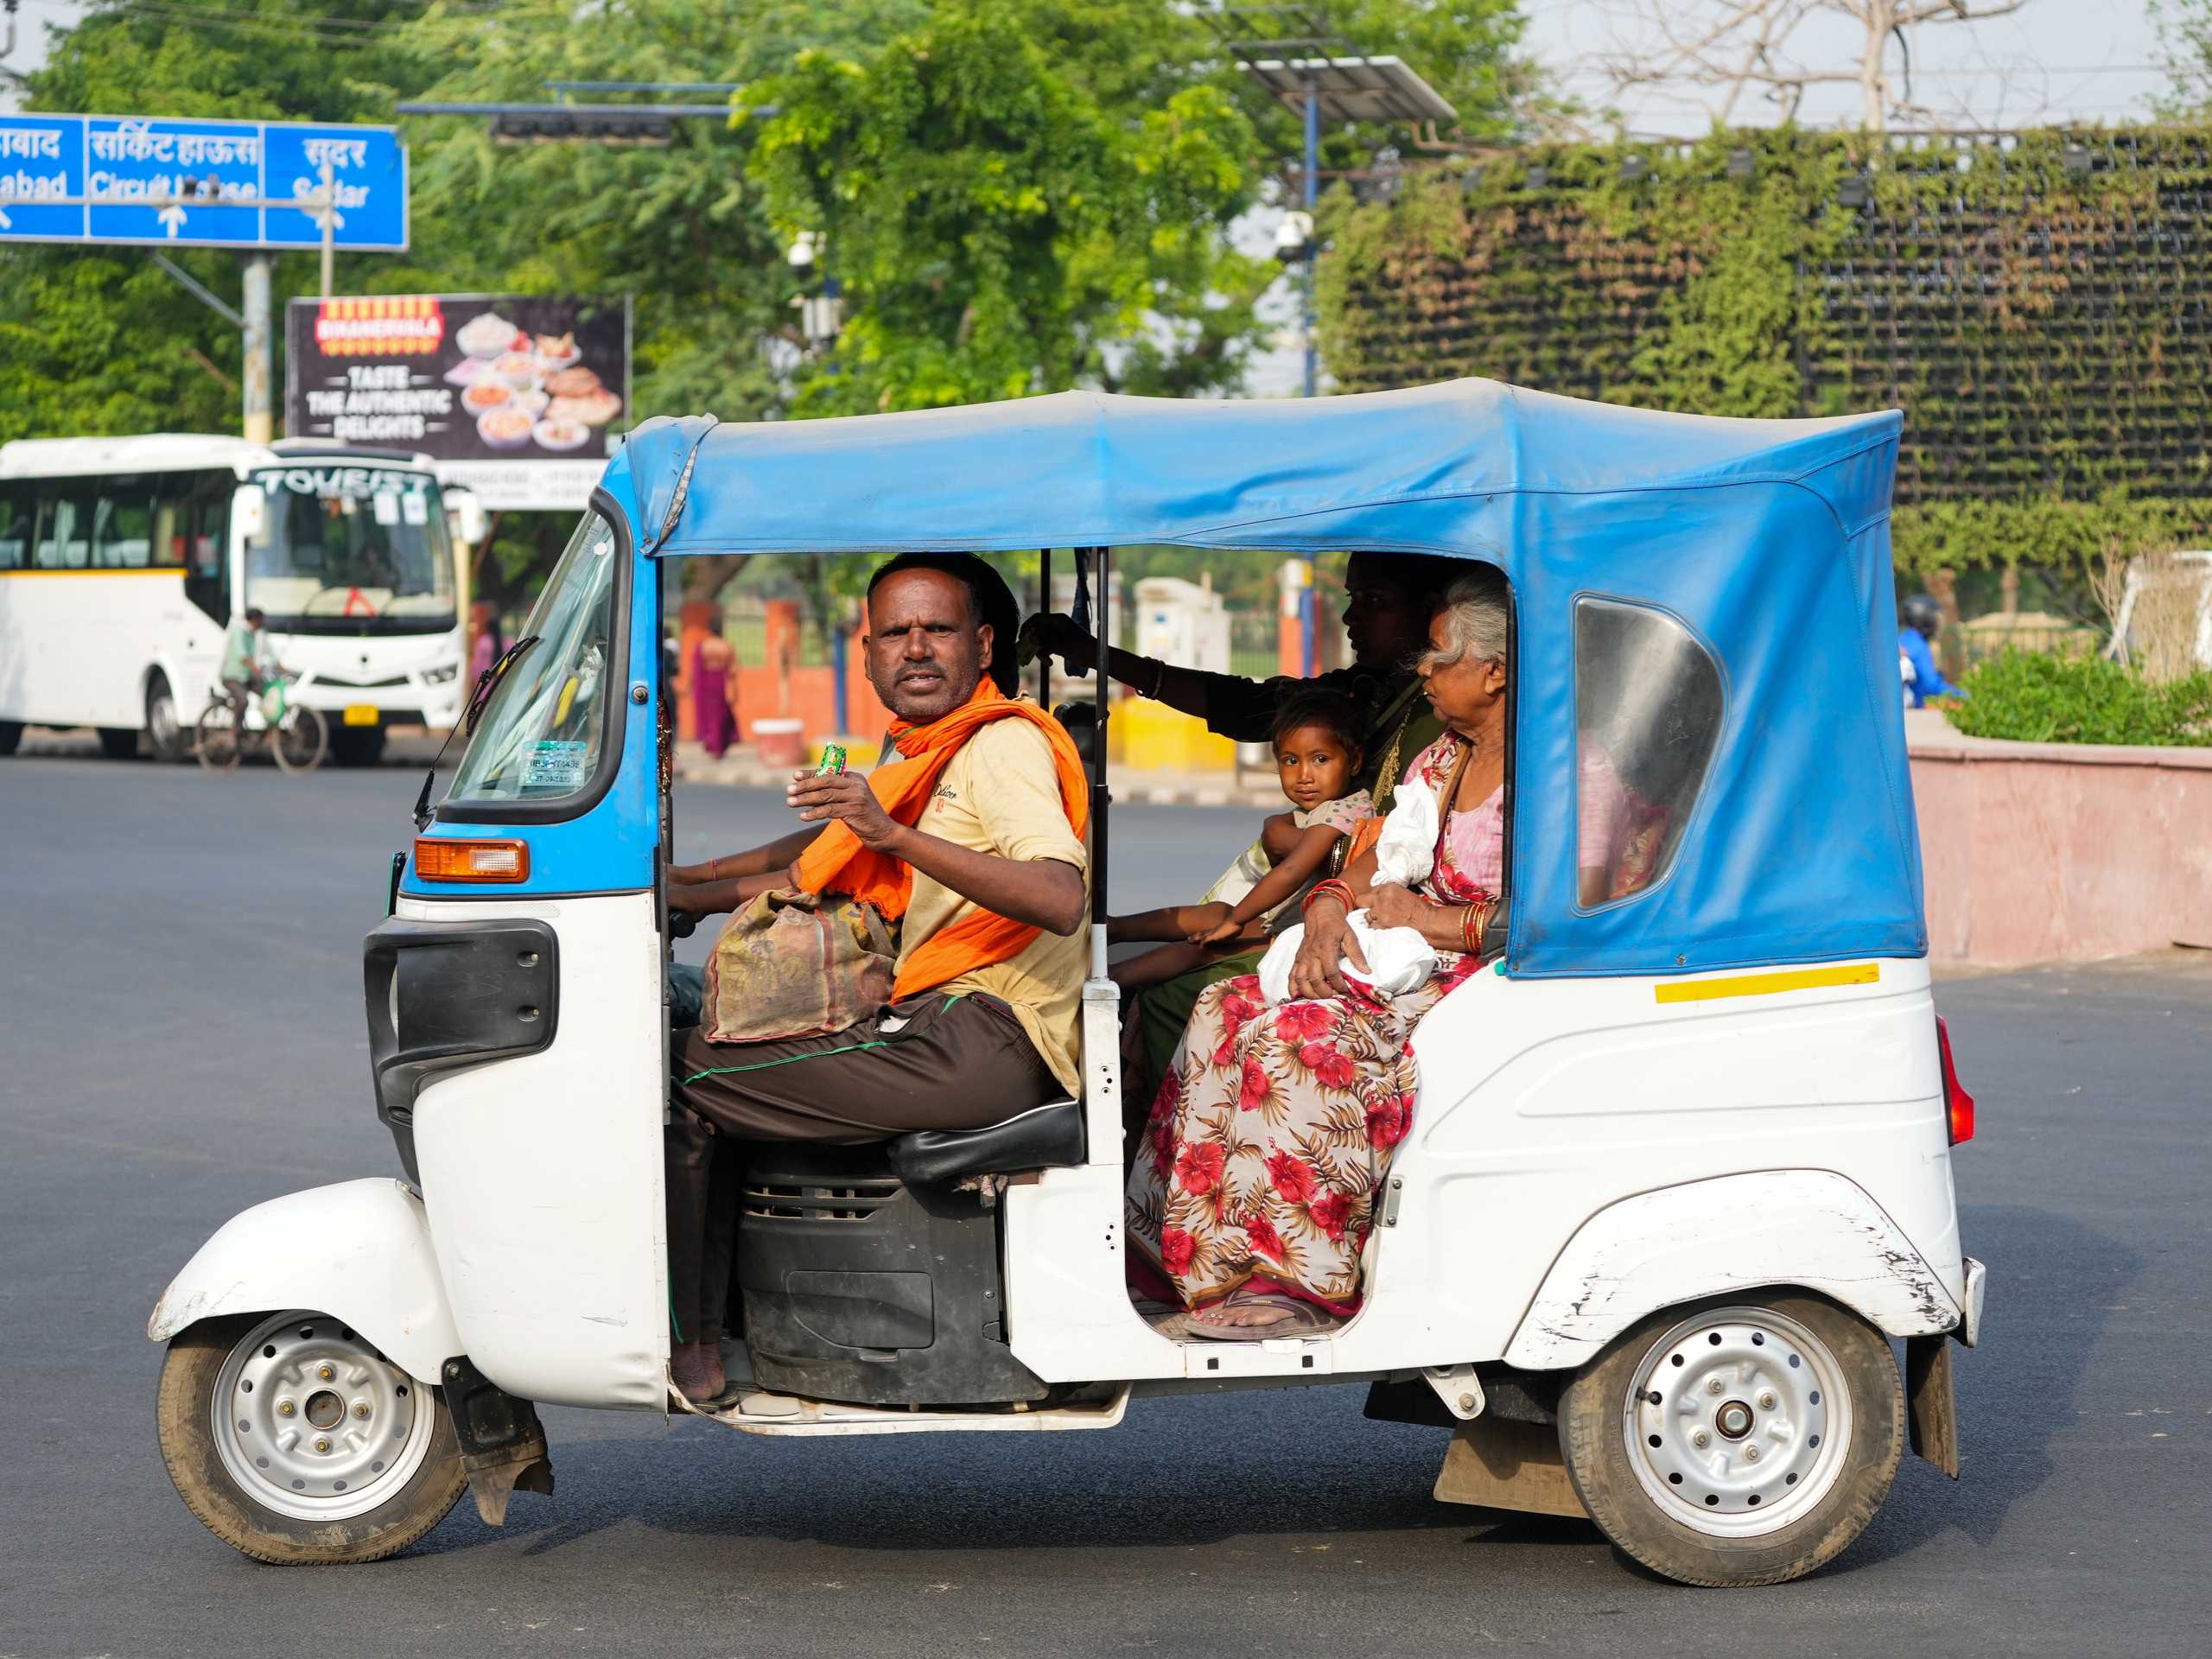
[896,717,1090,1096]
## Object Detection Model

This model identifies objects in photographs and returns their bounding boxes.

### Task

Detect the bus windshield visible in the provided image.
[245,464,454,636]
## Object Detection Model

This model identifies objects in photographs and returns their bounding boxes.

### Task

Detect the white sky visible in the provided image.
[1522,0,2171,136]
[3,0,2172,124]
[3,0,84,92]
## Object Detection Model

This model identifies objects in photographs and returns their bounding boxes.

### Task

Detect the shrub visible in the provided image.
[1947,650,2212,747]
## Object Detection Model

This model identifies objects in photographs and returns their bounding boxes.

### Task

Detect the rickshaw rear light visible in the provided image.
[1936,1015,1974,1144]
[414,837,530,883]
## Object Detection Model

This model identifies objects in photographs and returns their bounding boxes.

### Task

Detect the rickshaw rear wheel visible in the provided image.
[157,1311,468,1564]
[1557,1292,1904,1587]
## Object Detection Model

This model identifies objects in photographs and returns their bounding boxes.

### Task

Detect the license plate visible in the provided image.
[343,704,379,727]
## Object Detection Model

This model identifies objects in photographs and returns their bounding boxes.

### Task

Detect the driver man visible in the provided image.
[661,553,1090,1404]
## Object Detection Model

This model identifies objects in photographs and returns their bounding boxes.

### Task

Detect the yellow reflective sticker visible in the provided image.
[1655,962,1880,1004]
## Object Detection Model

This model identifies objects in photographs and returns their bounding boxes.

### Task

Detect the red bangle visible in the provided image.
[1459,899,1493,953]
[1304,879,1354,918]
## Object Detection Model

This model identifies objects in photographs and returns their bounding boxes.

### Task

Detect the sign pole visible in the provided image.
[241,253,272,444]
[318,161,335,300]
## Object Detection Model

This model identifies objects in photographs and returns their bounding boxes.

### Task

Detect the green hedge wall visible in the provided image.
[1316,126,2212,575]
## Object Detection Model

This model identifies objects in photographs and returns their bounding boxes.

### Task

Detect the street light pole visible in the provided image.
[1303,82,1319,400]
[316,161,336,300]
[241,253,272,444]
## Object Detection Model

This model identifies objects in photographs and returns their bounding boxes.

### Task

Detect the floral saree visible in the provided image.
[1125,735,1491,1313]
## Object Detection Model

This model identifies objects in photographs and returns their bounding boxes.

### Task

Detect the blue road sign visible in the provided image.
[0,114,407,251]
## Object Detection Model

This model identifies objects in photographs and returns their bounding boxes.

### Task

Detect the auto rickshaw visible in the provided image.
[149,379,1982,1587]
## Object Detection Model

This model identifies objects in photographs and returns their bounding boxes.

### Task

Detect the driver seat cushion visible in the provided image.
[887,1098,1084,1186]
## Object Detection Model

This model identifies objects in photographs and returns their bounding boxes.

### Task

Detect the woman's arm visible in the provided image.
[1023,613,1213,721]
[1365,881,1500,954]
[1197,823,1345,944]
[1287,846,1380,1000]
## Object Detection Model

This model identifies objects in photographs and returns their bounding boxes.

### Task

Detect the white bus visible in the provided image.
[0,435,474,765]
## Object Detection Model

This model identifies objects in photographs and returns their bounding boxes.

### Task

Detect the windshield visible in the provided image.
[445,512,620,809]
[244,465,454,636]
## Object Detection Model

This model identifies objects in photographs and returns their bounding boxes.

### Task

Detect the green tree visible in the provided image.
[391,0,930,431]
[748,3,1269,414]
[2154,0,2212,115]
[0,0,439,444]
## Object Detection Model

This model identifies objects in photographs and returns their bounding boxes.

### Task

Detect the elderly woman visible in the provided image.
[1125,573,1626,1338]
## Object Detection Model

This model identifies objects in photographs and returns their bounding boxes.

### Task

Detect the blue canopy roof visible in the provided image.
[601,380,1923,976]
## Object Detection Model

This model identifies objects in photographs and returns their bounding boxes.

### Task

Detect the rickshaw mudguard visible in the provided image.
[1499,1169,1962,1370]
[148,1177,463,1382]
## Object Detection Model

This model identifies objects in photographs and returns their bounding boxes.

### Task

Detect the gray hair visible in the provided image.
[1421,574,1510,671]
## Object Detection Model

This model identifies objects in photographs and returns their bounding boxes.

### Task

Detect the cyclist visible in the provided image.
[219,607,280,732]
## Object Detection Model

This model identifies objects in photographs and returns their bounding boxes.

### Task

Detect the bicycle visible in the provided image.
[197,671,328,775]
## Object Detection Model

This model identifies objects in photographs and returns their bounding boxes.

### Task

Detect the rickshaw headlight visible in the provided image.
[1936,1015,1974,1145]
[415,837,530,883]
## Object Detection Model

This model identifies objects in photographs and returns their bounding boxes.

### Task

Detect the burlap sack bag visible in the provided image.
[700,887,897,1043]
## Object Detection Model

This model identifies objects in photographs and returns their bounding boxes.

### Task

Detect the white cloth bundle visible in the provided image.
[1370,782,1438,889]
[1257,906,1439,1007]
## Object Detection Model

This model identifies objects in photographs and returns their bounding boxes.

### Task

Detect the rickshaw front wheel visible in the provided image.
[1557,1292,1904,1587]
[157,1310,468,1564]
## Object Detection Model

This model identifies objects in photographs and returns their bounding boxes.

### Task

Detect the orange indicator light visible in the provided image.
[413,837,530,883]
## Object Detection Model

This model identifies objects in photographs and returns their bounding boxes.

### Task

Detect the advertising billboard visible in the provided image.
[0,114,405,250]
[286,294,631,511]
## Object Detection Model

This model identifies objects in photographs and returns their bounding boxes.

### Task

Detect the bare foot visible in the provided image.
[671,1337,727,1402]
[1188,1298,1296,1332]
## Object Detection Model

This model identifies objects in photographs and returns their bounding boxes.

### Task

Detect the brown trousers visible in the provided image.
[664,989,1062,1345]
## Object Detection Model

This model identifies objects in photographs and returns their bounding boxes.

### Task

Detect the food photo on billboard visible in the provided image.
[284,293,631,510]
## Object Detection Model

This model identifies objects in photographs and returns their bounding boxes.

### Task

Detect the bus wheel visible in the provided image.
[0,721,21,757]
[98,726,142,760]
[146,675,189,763]
[156,1311,467,1565]
[328,726,387,767]
[1557,1294,1904,1587]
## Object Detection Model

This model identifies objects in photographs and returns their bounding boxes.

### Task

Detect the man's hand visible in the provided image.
[1363,881,1431,932]
[785,758,1084,938]
[786,769,903,850]
[1019,612,1098,675]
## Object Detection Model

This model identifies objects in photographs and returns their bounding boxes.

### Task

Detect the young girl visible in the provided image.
[1109,689,1372,993]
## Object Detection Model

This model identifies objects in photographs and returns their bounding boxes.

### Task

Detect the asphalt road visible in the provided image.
[3,752,2208,1657]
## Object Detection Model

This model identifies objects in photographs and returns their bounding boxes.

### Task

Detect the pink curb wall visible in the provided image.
[1908,730,2212,968]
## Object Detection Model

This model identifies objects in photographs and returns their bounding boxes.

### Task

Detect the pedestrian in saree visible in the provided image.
[1125,575,1627,1339]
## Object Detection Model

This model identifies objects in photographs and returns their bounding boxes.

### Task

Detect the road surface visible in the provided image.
[2,753,2206,1655]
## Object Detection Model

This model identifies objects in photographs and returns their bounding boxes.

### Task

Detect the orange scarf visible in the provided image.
[794,678,1091,998]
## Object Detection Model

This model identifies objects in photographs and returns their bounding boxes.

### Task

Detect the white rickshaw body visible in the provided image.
[149,382,1980,1581]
